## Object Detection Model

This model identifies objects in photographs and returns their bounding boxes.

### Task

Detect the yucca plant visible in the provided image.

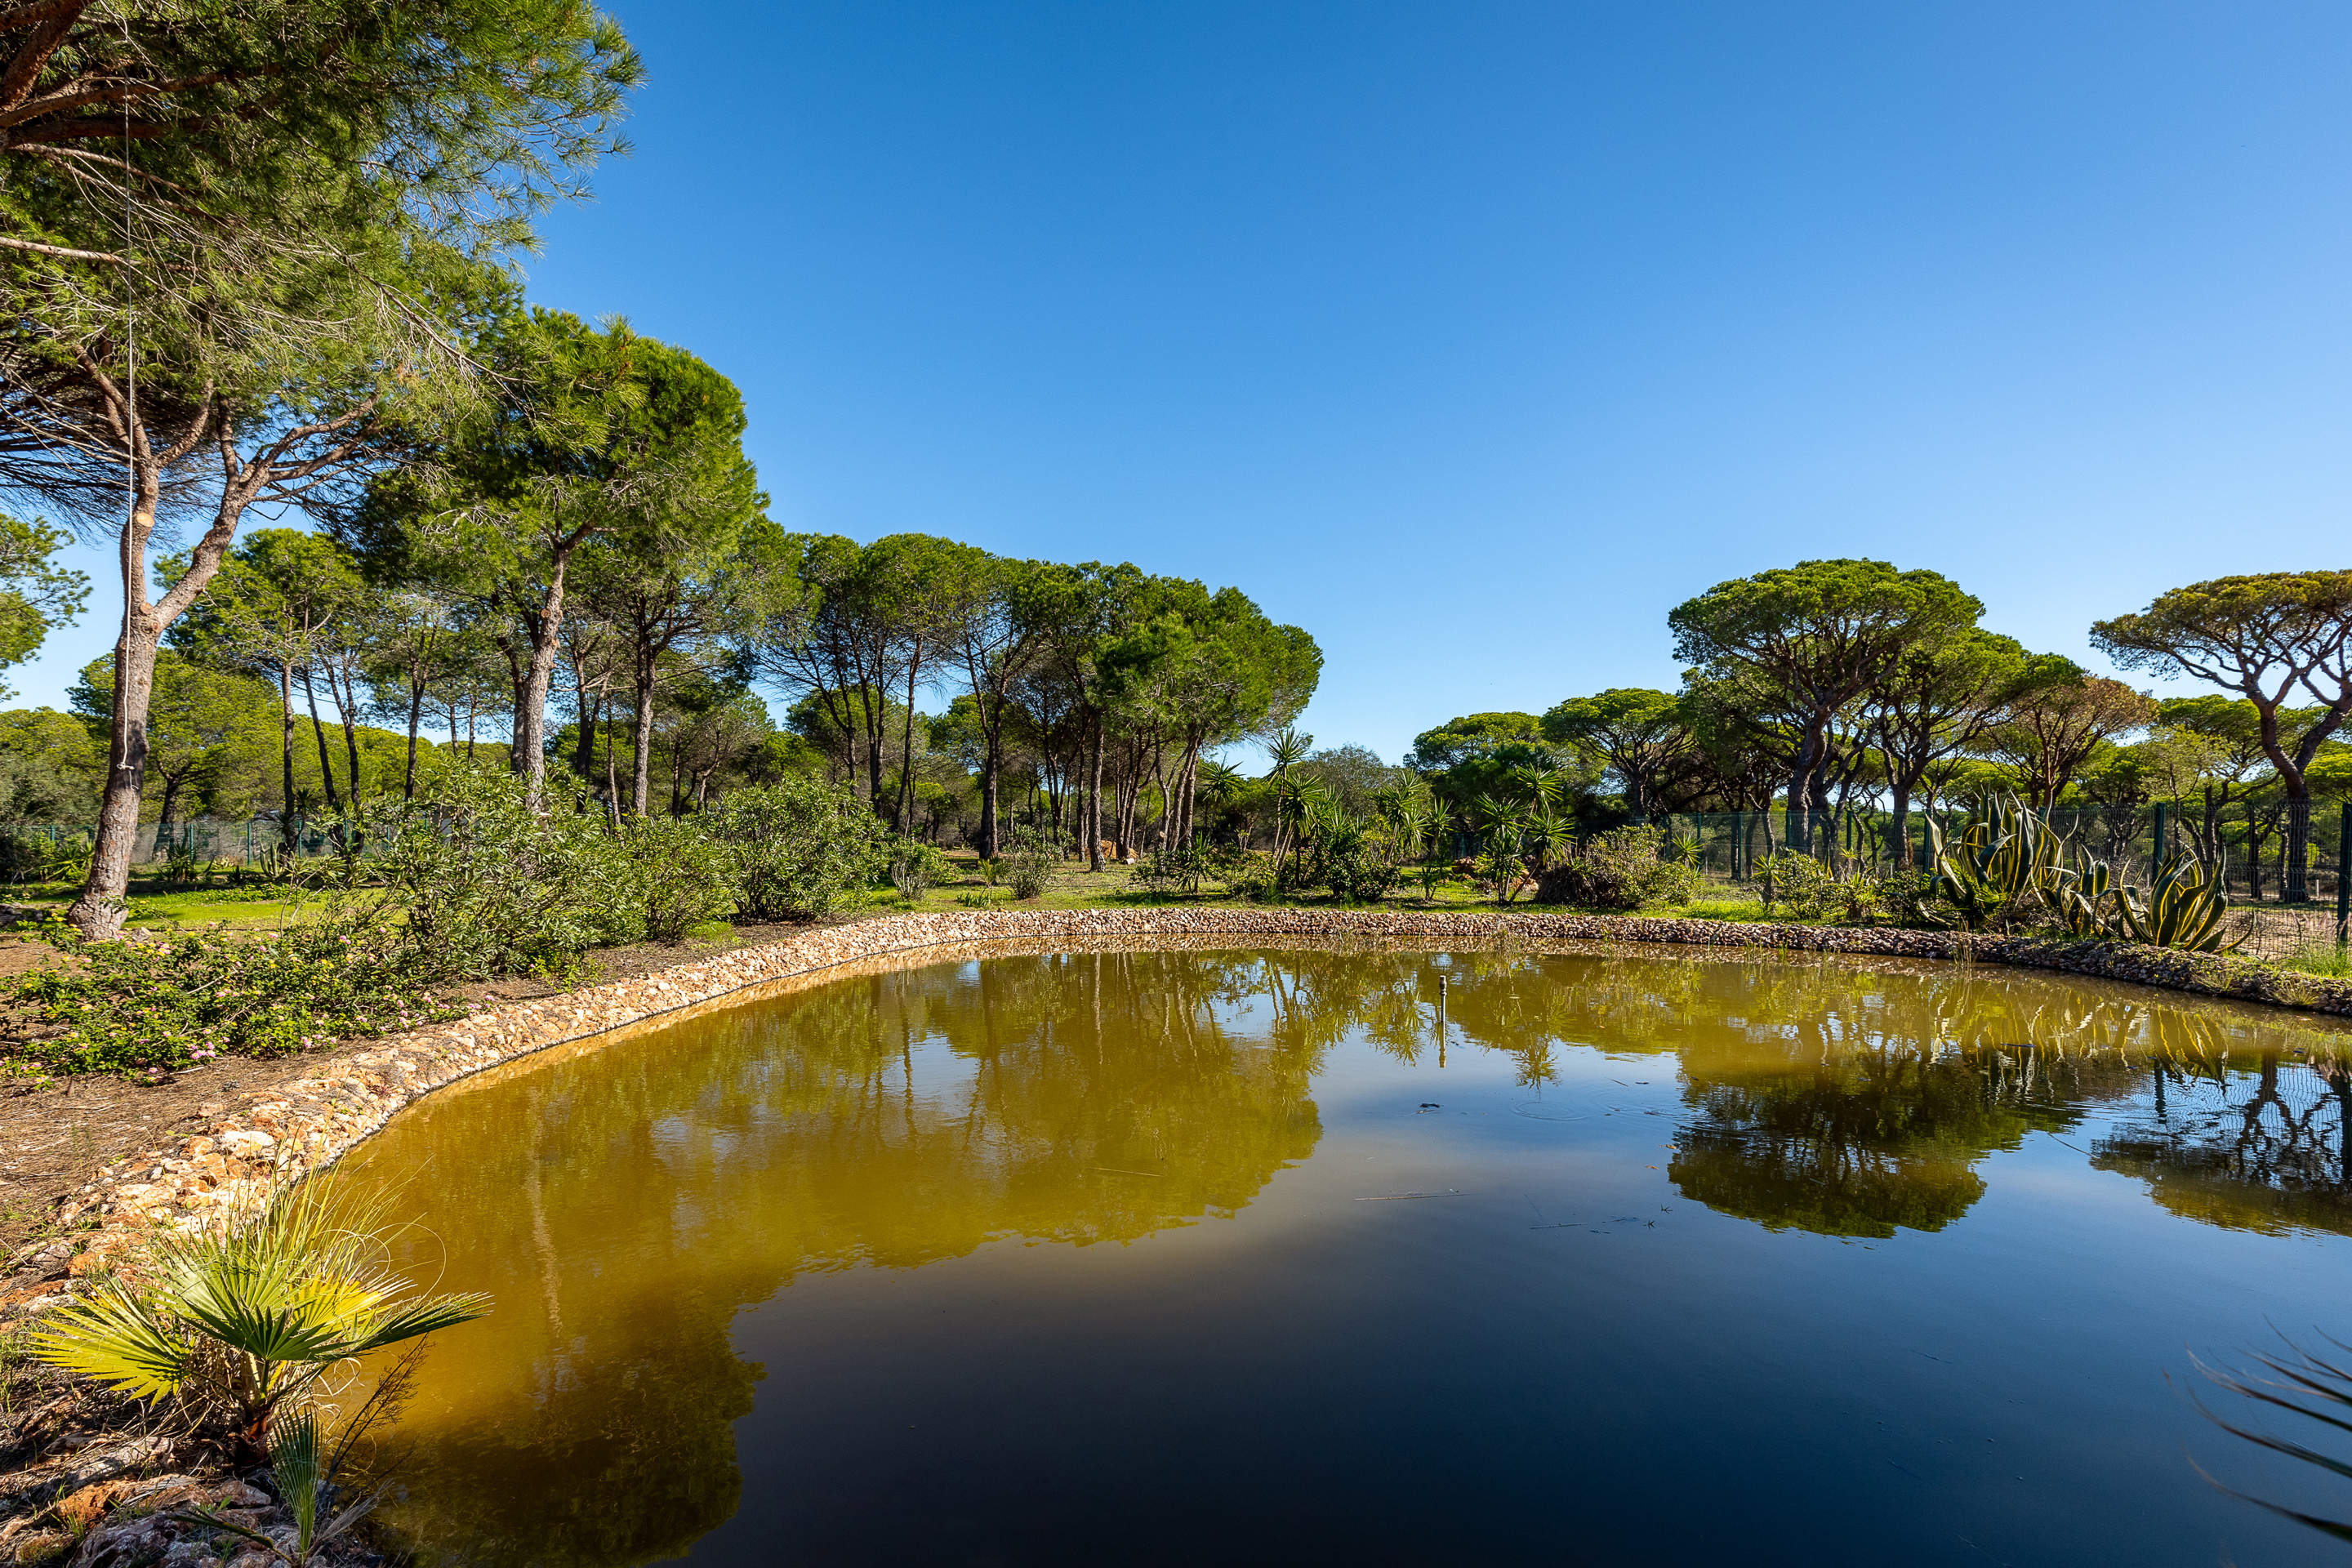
[2114,851,2238,951]
[29,1181,489,1454]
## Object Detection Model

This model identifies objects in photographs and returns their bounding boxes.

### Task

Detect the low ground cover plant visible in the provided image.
[11,907,454,1076]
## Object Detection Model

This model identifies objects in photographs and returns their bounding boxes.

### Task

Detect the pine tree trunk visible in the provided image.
[403,675,425,802]
[68,612,162,938]
[2287,791,2313,902]
[278,666,299,851]
[334,663,363,803]
[302,670,342,812]
[978,727,1001,860]
[632,655,656,818]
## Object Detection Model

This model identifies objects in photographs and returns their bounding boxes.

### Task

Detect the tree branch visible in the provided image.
[0,229,117,261]
[0,2,79,113]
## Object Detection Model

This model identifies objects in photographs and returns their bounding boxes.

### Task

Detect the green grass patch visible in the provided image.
[2277,942,2352,979]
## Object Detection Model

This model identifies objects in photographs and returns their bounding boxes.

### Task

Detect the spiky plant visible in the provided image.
[2114,851,2237,951]
[29,1181,488,1453]
[1927,794,2064,931]
[2047,857,2114,938]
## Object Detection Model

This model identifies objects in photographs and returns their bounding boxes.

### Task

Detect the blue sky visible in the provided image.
[19,2,2352,764]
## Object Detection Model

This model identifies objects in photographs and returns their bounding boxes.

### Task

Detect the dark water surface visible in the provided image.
[345,942,2352,1567]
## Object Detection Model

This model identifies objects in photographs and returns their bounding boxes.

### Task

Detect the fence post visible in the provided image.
[2151,803,2167,884]
[1730,811,1743,880]
[2337,806,2350,949]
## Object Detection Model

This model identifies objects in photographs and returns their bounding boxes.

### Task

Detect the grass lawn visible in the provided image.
[2,858,1785,945]
[6,879,339,933]
[859,857,1773,921]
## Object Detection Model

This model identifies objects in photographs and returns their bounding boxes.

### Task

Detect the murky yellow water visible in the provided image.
[344,942,2352,1566]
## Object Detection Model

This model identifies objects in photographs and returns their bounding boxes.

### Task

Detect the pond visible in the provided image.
[343,940,2352,1567]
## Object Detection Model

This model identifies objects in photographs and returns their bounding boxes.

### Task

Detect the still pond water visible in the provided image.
[345,942,2352,1567]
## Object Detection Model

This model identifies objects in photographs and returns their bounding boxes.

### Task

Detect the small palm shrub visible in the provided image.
[29,1182,489,1454]
[715,775,887,921]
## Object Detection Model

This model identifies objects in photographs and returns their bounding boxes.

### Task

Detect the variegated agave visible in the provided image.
[2114,851,2238,952]
[2046,858,2114,939]
[1927,794,2064,931]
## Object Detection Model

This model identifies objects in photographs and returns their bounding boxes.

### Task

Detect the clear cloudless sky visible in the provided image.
[16,1,2352,764]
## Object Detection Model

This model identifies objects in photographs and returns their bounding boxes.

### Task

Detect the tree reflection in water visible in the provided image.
[352,947,1329,1568]
[344,940,2352,1566]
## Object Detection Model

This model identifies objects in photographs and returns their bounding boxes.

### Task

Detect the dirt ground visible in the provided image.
[0,920,831,1258]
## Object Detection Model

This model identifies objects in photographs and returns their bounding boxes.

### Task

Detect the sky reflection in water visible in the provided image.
[344,942,2352,1567]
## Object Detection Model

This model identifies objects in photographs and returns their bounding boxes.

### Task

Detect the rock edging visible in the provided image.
[11,907,2352,1293]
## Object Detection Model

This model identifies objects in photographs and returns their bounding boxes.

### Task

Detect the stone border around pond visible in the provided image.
[12,906,2352,1291]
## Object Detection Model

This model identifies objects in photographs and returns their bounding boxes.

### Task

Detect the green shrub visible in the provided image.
[1872,867,1944,927]
[378,767,629,979]
[1002,831,1058,900]
[8,908,453,1076]
[1756,850,1882,924]
[1315,824,1402,904]
[611,816,738,942]
[1534,824,1683,911]
[715,775,887,922]
[885,838,954,902]
[0,828,44,884]
[1131,845,1212,896]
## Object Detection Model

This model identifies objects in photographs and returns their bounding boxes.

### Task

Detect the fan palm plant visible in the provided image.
[29,1181,490,1454]
[1470,794,1532,905]
[1263,727,1312,871]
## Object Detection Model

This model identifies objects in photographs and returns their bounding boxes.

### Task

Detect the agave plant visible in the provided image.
[2045,856,2114,938]
[2114,851,2238,952]
[29,1181,489,1452]
[1927,794,2065,931]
